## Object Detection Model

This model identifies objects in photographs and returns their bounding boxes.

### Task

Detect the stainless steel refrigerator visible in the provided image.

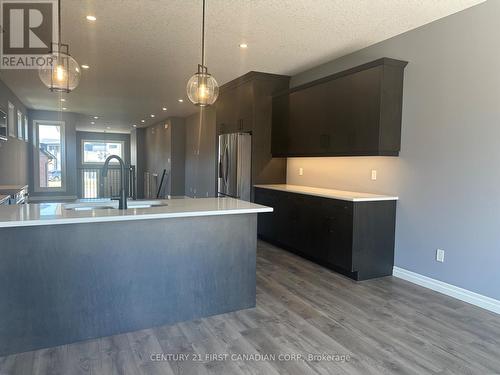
[218,133,252,201]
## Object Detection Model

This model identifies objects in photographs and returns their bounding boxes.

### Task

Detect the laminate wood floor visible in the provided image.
[1,240,500,375]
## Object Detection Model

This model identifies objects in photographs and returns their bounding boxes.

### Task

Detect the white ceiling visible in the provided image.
[0,0,484,133]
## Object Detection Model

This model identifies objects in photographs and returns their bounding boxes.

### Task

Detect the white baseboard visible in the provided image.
[393,267,500,315]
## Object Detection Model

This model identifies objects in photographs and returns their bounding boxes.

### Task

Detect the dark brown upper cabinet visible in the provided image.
[272,58,408,157]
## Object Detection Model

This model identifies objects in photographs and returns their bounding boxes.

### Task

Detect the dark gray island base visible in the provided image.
[0,214,257,356]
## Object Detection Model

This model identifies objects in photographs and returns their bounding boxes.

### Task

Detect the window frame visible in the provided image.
[33,120,66,193]
[81,139,125,165]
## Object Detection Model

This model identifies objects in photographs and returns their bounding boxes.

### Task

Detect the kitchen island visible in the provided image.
[0,197,271,356]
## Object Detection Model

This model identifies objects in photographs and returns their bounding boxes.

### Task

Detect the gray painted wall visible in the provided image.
[132,128,146,199]
[287,1,499,299]
[139,117,185,197]
[170,117,186,196]
[185,107,217,198]
[144,122,171,197]
[0,79,29,186]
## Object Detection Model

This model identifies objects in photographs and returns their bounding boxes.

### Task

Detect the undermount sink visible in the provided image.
[69,205,115,211]
[128,201,168,209]
[64,200,168,211]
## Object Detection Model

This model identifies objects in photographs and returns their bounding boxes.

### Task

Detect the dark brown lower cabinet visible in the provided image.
[254,187,397,281]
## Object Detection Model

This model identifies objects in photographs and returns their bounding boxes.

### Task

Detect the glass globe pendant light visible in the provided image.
[186,0,219,106]
[39,0,81,93]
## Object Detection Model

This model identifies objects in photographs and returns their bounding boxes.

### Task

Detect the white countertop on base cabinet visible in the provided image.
[254,184,398,202]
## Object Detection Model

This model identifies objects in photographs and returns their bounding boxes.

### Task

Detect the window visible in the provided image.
[0,109,6,141]
[17,110,23,140]
[34,121,65,191]
[82,140,124,164]
[8,102,15,137]
[23,116,28,142]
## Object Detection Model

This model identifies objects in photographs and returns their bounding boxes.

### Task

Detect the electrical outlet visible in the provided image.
[299,168,304,176]
[371,170,377,180]
[436,249,445,263]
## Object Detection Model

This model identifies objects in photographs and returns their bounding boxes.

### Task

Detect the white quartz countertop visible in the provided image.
[254,184,398,202]
[0,197,272,228]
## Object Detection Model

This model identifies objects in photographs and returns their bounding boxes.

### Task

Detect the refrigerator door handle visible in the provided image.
[219,142,227,181]
[224,145,229,184]
[219,143,228,185]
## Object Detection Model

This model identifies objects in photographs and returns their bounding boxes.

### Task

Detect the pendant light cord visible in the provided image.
[201,0,205,68]
[58,0,61,48]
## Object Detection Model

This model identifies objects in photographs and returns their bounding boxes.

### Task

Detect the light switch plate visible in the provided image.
[299,168,304,176]
[371,170,377,180]
[436,249,445,262]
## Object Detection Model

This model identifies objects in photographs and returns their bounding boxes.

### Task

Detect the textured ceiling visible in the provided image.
[0,0,484,133]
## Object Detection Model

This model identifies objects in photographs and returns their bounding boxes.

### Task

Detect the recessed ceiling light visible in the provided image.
[93,116,99,119]
[132,124,137,128]
[91,121,95,125]
[106,126,111,130]
[62,107,67,110]
[86,15,96,21]
[239,43,248,49]
[60,98,66,102]
[150,114,155,118]
[178,99,184,103]
[81,64,90,69]
[162,107,167,111]
[141,119,145,123]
